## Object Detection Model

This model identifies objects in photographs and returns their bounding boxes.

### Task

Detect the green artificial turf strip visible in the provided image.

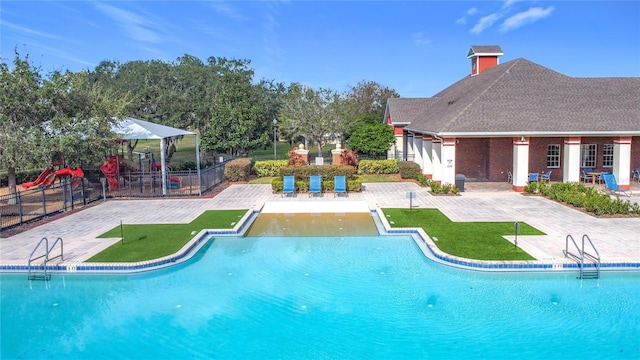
[382,208,545,261]
[88,209,248,262]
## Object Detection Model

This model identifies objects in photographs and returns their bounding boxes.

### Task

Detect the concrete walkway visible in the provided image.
[1,182,639,268]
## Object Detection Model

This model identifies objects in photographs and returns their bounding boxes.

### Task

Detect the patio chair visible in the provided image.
[632,168,640,182]
[602,173,631,197]
[540,170,552,183]
[282,175,296,197]
[528,173,538,182]
[507,171,513,183]
[334,175,347,197]
[580,170,593,183]
[598,170,612,184]
[309,175,322,197]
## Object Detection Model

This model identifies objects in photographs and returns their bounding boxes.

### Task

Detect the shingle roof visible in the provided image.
[467,45,503,57]
[388,58,640,136]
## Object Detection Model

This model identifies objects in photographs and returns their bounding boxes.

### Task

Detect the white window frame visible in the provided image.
[581,144,597,168]
[546,144,561,168]
[602,144,614,168]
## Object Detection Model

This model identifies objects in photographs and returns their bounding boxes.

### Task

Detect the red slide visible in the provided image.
[21,167,53,190]
[21,167,84,190]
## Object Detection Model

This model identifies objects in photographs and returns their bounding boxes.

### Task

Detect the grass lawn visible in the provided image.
[88,209,247,262]
[382,208,545,261]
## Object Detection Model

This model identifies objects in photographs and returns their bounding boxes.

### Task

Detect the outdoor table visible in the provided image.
[586,172,601,184]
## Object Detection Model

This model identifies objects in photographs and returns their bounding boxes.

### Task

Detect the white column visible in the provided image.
[441,138,456,185]
[431,137,442,183]
[422,137,433,176]
[413,134,423,170]
[392,128,404,160]
[160,137,167,195]
[406,133,415,162]
[613,136,632,189]
[562,137,581,183]
[512,137,530,192]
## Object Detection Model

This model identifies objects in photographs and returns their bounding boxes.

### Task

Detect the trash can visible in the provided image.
[455,174,466,192]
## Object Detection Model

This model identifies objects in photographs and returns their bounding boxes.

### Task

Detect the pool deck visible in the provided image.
[1,182,639,272]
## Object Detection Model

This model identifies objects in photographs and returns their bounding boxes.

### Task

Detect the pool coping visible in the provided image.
[2,205,638,275]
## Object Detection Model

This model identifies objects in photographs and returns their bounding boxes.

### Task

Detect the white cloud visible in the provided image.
[455,7,478,25]
[2,21,64,40]
[500,6,554,32]
[94,2,161,43]
[502,0,519,9]
[411,32,431,46]
[470,13,502,34]
[210,2,248,22]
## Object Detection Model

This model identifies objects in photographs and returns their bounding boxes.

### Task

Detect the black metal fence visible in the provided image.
[0,177,101,233]
[0,162,228,233]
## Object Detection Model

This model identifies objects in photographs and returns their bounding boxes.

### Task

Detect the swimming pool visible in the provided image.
[2,235,639,359]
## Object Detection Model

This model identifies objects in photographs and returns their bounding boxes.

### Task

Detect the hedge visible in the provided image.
[357,159,399,175]
[224,158,252,182]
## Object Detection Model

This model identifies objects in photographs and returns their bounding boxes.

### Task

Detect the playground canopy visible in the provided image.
[112,117,201,196]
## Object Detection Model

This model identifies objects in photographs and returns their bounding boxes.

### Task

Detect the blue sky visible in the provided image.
[1,1,639,97]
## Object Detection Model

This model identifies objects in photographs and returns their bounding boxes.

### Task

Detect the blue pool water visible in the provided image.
[2,235,639,359]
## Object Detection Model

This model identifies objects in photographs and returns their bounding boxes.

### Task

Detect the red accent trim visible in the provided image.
[614,136,632,145]
[442,138,456,146]
[394,127,404,135]
[431,137,442,144]
[513,136,529,145]
[564,137,581,145]
[512,185,525,192]
[619,184,631,190]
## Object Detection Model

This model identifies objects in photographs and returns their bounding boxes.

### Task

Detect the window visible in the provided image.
[581,144,597,168]
[602,144,614,168]
[546,144,560,168]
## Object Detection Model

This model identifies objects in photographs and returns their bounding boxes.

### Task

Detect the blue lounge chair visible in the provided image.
[602,173,631,197]
[540,170,552,183]
[633,168,640,182]
[282,175,295,197]
[309,175,322,197]
[507,171,513,183]
[598,170,612,184]
[334,175,347,197]
[528,173,538,182]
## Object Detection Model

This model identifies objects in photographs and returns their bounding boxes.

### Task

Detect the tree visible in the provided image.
[346,80,400,118]
[346,122,395,158]
[44,70,130,167]
[279,83,342,156]
[200,57,282,156]
[0,50,53,198]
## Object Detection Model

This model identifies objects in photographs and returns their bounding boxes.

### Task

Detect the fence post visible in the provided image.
[40,187,46,218]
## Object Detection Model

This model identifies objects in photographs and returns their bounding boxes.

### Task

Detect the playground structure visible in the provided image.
[100,154,181,191]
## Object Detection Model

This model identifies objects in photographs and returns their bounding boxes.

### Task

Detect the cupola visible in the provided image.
[467,45,503,76]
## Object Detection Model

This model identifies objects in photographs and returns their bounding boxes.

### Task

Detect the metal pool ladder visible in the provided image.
[28,237,64,281]
[563,234,600,279]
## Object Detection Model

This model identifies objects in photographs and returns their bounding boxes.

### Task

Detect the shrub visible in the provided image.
[524,181,539,194]
[357,159,399,174]
[253,160,289,177]
[224,158,252,182]
[288,147,307,166]
[340,149,359,168]
[398,161,421,179]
